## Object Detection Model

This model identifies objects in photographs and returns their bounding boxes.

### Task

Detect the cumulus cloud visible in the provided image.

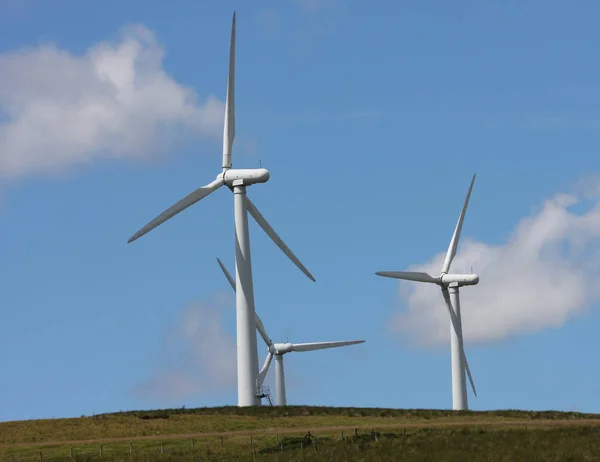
[391,177,600,347]
[0,24,224,179]
[134,293,237,401]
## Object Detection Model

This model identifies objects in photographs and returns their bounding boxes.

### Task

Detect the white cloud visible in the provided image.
[134,293,237,401]
[0,24,224,179]
[391,177,600,348]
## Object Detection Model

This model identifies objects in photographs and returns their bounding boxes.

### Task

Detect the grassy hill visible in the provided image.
[2,406,600,461]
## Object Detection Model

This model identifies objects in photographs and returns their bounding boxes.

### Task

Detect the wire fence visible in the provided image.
[5,421,600,461]
[1,428,393,461]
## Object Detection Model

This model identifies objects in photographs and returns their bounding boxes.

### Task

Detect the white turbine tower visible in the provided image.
[217,258,364,406]
[376,174,479,411]
[127,13,315,407]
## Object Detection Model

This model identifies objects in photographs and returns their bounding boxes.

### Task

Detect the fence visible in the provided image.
[2,427,401,461]
[5,422,597,461]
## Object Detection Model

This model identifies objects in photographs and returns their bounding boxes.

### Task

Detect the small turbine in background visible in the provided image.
[217,258,364,406]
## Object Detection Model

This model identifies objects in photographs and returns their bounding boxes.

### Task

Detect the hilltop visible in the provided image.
[2,406,600,461]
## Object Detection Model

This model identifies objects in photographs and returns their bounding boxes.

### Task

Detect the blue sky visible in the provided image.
[2,0,600,422]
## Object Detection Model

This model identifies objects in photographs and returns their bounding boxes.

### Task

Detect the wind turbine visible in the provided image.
[127,13,315,407]
[376,174,479,411]
[217,257,365,406]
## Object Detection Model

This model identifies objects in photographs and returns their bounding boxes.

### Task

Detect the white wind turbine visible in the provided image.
[127,12,315,407]
[217,257,365,406]
[376,174,479,411]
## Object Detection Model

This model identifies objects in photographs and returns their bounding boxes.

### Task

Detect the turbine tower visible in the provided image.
[127,13,315,407]
[217,258,364,406]
[376,174,479,411]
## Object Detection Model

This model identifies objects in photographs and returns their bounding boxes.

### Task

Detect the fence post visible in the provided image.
[341,430,344,440]
[280,443,283,453]
[220,436,224,449]
[300,441,304,452]
[191,439,195,450]
[354,428,358,436]
[129,442,132,454]
[99,445,103,457]
[70,448,73,458]
[39,452,43,462]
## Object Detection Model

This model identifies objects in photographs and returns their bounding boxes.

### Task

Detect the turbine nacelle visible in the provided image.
[271,342,293,354]
[440,273,479,286]
[221,168,270,187]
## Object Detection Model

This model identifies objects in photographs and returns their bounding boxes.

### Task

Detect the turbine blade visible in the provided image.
[246,197,316,282]
[222,11,236,169]
[375,271,440,284]
[257,351,273,387]
[254,314,272,347]
[441,173,476,274]
[464,354,478,398]
[216,257,271,346]
[441,286,461,344]
[441,287,477,398]
[128,178,224,243]
[216,257,236,292]
[290,340,365,352]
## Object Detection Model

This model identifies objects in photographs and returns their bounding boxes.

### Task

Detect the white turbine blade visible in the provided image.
[257,351,273,387]
[290,340,365,352]
[441,287,477,398]
[222,11,236,169]
[216,257,271,346]
[375,271,440,284]
[128,178,224,243]
[216,257,236,292]
[441,173,476,274]
[254,315,272,347]
[441,286,463,348]
[464,354,477,398]
[246,197,316,282]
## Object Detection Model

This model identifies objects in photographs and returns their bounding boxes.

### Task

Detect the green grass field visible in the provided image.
[2,406,600,461]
